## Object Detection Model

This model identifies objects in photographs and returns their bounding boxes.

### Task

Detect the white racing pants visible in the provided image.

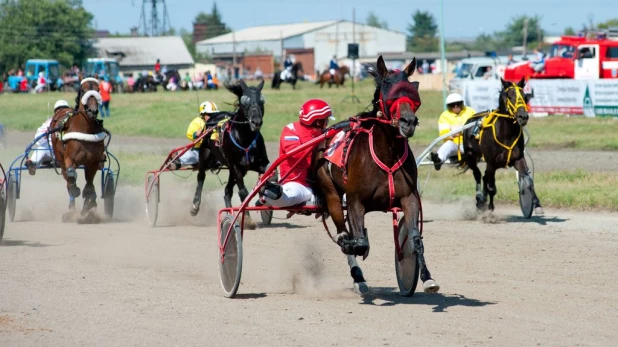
[264,181,314,207]
[178,148,199,166]
[436,140,463,162]
[29,143,53,165]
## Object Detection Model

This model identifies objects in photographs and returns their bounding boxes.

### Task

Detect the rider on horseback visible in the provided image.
[257,99,335,207]
[171,100,222,170]
[281,55,294,81]
[24,100,70,175]
[329,55,339,82]
[429,93,476,170]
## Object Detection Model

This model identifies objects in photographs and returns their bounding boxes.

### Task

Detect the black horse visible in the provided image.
[191,79,270,228]
[458,77,544,216]
[156,69,182,91]
[132,75,157,93]
[272,62,303,90]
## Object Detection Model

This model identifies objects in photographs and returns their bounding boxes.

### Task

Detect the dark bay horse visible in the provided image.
[272,62,303,90]
[51,77,108,217]
[458,77,544,216]
[191,79,270,228]
[311,56,439,294]
[318,65,350,88]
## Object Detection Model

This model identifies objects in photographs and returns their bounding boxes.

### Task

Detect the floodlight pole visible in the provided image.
[342,7,361,104]
[439,0,447,110]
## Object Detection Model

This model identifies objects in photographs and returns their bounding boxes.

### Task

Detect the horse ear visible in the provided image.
[78,72,83,81]
[404,57,417,77]
[411,81,420,90]
[376,55,388,77]
[239,79,247,90]
[257,79,264,91]
[517,77,526,88]
[500,77,510,89]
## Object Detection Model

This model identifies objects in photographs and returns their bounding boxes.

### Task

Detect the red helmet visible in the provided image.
[299,99,335,126]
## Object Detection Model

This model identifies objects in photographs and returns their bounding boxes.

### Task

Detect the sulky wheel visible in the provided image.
[518,175,535,219]
[394,216,420,297]
[103,173,115,221]
[145,175,159,227]
[219,214,243,298]
[7,174,17,223]
[0,185,6,242]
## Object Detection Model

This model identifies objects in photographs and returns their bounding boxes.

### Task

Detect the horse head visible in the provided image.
[226,79,265,132]
[371,55,421,138]
[75,76,102,119]
[500,77,530,127]
[293,62,303,76]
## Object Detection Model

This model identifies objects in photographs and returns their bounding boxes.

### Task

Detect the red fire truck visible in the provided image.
[504,32,618,82]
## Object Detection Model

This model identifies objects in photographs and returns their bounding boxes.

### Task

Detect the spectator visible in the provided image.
[422,60,430,74]
[506,54,516,66]
[483,66,494,80]
[99,76,112,117]
[254,66,263,80]
[34,72,46,93]
[530,48,545,73]
[183,72,193,90]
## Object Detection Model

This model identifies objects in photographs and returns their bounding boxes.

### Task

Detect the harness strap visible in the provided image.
[367,128,409,209]
[479,111,522,167]
[228,125,260,164]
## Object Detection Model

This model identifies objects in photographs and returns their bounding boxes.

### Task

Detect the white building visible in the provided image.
[196,20,406,76]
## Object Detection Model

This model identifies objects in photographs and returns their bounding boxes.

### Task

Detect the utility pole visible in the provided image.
[342,8,360,104]
[138,0,171,36]
[536,22,542,49]
[232,32,237,67]
[439,0,447,109]
[522,18,529,57]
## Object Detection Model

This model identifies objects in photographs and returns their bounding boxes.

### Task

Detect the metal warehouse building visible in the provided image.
[195,20,406,77]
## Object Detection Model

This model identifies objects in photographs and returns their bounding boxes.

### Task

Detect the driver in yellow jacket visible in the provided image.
[429,93,476,170]
[171,100,221,170]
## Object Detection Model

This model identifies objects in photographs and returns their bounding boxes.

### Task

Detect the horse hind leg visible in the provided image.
[190,164,207,216]
[467,156,485,210]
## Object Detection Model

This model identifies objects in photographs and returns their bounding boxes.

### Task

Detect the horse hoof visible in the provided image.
[353,282,369,295]
[244,216,257,230]
[61,211,75,223]
[353,238,370,258]
[423,280,440,293]
[535,207,545,215]
[70,186,81,198]
[190,206,199,217]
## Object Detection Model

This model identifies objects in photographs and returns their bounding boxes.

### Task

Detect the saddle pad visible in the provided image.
[323,129,347,168]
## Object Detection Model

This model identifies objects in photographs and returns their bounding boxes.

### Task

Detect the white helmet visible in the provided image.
[199,101,219,115]
[54,100,70,111]
[446,93,464,106]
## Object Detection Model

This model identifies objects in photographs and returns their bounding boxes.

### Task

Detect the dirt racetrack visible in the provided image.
[1,131,618,346]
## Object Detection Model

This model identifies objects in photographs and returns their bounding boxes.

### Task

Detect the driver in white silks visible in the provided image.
[280,55,294,81]
[24,100,71,175]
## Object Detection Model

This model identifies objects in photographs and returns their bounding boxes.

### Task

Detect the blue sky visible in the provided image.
[83,0,616,39]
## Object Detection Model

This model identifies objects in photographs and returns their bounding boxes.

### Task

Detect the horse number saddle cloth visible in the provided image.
[323,122,362,169]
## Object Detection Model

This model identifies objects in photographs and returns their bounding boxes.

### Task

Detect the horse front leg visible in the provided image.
[63,157,81,200]
[514,157,544,215]
[232,166,256,230]
[484,164,497,211]
[401,193,440,293]
[345,195,369,259]
[81,164,98,215]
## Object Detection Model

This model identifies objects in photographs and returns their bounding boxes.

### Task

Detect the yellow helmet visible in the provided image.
[199,101,219,115]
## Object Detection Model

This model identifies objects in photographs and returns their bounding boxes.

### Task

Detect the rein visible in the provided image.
[225,109,261,164]
[478,84,527,166]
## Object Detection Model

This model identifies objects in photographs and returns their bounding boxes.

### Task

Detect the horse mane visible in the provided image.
[353,63,381,119]
[223,79,243,110]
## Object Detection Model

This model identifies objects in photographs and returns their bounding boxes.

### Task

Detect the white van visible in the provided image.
[449,55,525,92]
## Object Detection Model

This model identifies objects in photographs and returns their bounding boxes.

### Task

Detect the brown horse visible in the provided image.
[318,65,350,88]
[51,77,107,217]
[311,56,439,294]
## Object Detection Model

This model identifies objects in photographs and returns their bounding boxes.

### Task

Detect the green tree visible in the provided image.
[194,1,231,41]
[407,10,438,52]
[564,27,576,35]
[493,15,544,49]
[366,11,388,30]
[0,0,94,73]
[597,18,618,29]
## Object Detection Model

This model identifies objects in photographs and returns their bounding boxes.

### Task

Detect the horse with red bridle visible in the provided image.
[312,56,440,294]
[50,76,108,218]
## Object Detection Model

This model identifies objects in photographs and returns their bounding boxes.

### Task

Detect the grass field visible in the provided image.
[1,79,617,150]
